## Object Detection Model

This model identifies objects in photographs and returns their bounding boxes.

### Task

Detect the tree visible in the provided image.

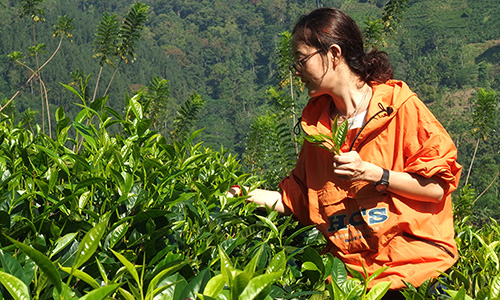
[363,0,409,49]
[92,12,119,103]
[3,12,74,138]
[465,88,499,201]
[244,32,305,189]
[98,2,149,98]
[170,93,205,142]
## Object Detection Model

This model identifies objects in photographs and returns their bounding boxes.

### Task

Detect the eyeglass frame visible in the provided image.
[292,49,322,72]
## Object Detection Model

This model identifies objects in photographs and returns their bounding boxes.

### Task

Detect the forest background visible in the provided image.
[0,0,499,223]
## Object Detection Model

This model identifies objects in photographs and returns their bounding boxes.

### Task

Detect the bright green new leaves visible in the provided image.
[73,217,109,270]
[324,255,391,300]
[79,284,122,300]
[111,249,140,288]
[202,246,286,300]
[305,116,348,155]
[0,271,31,300]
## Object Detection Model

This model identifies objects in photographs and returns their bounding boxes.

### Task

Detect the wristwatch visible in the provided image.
[374,168,390,192]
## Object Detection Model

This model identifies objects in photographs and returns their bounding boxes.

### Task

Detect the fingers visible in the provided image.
[332,151,365,181]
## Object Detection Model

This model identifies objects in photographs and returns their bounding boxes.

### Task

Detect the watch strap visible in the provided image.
[374,168,390,190]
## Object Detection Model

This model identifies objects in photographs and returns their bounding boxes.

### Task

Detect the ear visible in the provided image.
[329,44,342,64]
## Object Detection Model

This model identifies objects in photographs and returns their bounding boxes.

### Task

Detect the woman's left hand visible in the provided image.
[332,151,374,182]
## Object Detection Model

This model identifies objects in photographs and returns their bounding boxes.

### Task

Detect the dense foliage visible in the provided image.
[0,0,499,299]
[1,0,498,215]
[0,84,498,299]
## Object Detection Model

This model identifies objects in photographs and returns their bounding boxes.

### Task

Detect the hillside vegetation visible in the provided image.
[0,0,499,218]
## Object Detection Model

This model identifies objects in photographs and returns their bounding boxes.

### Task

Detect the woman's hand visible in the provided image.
[226,185,291,214]
[332,151,380,182]
[333,151,446,202]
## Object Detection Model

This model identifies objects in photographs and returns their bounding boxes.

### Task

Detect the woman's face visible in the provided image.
[292,40,334,97]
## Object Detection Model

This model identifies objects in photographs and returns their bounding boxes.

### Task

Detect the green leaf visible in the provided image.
[302,247,324,275]
[66,153,92,171]
[6,236,62,294]
[79,283,122,300]
[53,282,75,300]
[73,122,97,150]
[331,257,347,284]
[59,265,100,289]
[34,145,70,176]
[60,82,84,101]
[266,250,286,275]
[350,270,366,285]
[446,287,473,300]
[95,258,108,285]
[146,260,188,298]
[73,218,109,270]
[334,119,348,151]
[232,271,251,298]
[343,280,363,300]
[305,134,327,144]
[255,215,279,239]
[238,272,282,300]
[491,274,500,299]
[105,222,129,249]
[485,241,500,271]
[118,287,135,300]
[204,274,225,298]
[129,94,143,119]
[366,266,389,285]
[243,245,265,276]
[284,225,315,246]
[0,270,30,300]
[331,115,339,135]
[180,268,211,300]
[111,249,140,285]
[55,106,65,122]
[219,247,234,285]
[365,281,391,300]
[0,250,25,284]
[50,232,78,258]
[301,261,320,272]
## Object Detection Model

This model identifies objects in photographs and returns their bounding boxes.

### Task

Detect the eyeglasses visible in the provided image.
[292,50,321,72]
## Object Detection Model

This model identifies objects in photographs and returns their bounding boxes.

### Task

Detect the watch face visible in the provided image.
[375,183,388,192]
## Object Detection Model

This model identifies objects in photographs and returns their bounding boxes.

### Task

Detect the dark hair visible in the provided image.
[292,8,393,83]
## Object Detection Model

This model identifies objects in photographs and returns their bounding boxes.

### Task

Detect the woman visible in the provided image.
[230,7,461,295]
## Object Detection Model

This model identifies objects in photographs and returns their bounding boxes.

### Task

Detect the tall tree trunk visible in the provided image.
[465,138,480,186]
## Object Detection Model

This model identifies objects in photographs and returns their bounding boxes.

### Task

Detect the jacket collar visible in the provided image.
[300,80,416,150]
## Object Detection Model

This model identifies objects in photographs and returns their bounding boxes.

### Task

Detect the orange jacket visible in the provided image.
[279,80,462,289]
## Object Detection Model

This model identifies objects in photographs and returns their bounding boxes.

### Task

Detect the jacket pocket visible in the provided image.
[402,232,455,259]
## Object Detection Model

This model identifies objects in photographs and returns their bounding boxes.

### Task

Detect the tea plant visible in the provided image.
[304,116,348,155]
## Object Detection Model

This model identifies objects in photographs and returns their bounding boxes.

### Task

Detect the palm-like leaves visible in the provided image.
[20,0,45,22]
[117,2,148,64]
[53,15,75,40]
[171,93,205,142]
[93,13,119,67]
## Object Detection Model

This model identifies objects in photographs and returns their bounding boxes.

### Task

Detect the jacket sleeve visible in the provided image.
[400,96,462,197]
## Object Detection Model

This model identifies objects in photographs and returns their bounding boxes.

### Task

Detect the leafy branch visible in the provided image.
[305,116,348,155]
